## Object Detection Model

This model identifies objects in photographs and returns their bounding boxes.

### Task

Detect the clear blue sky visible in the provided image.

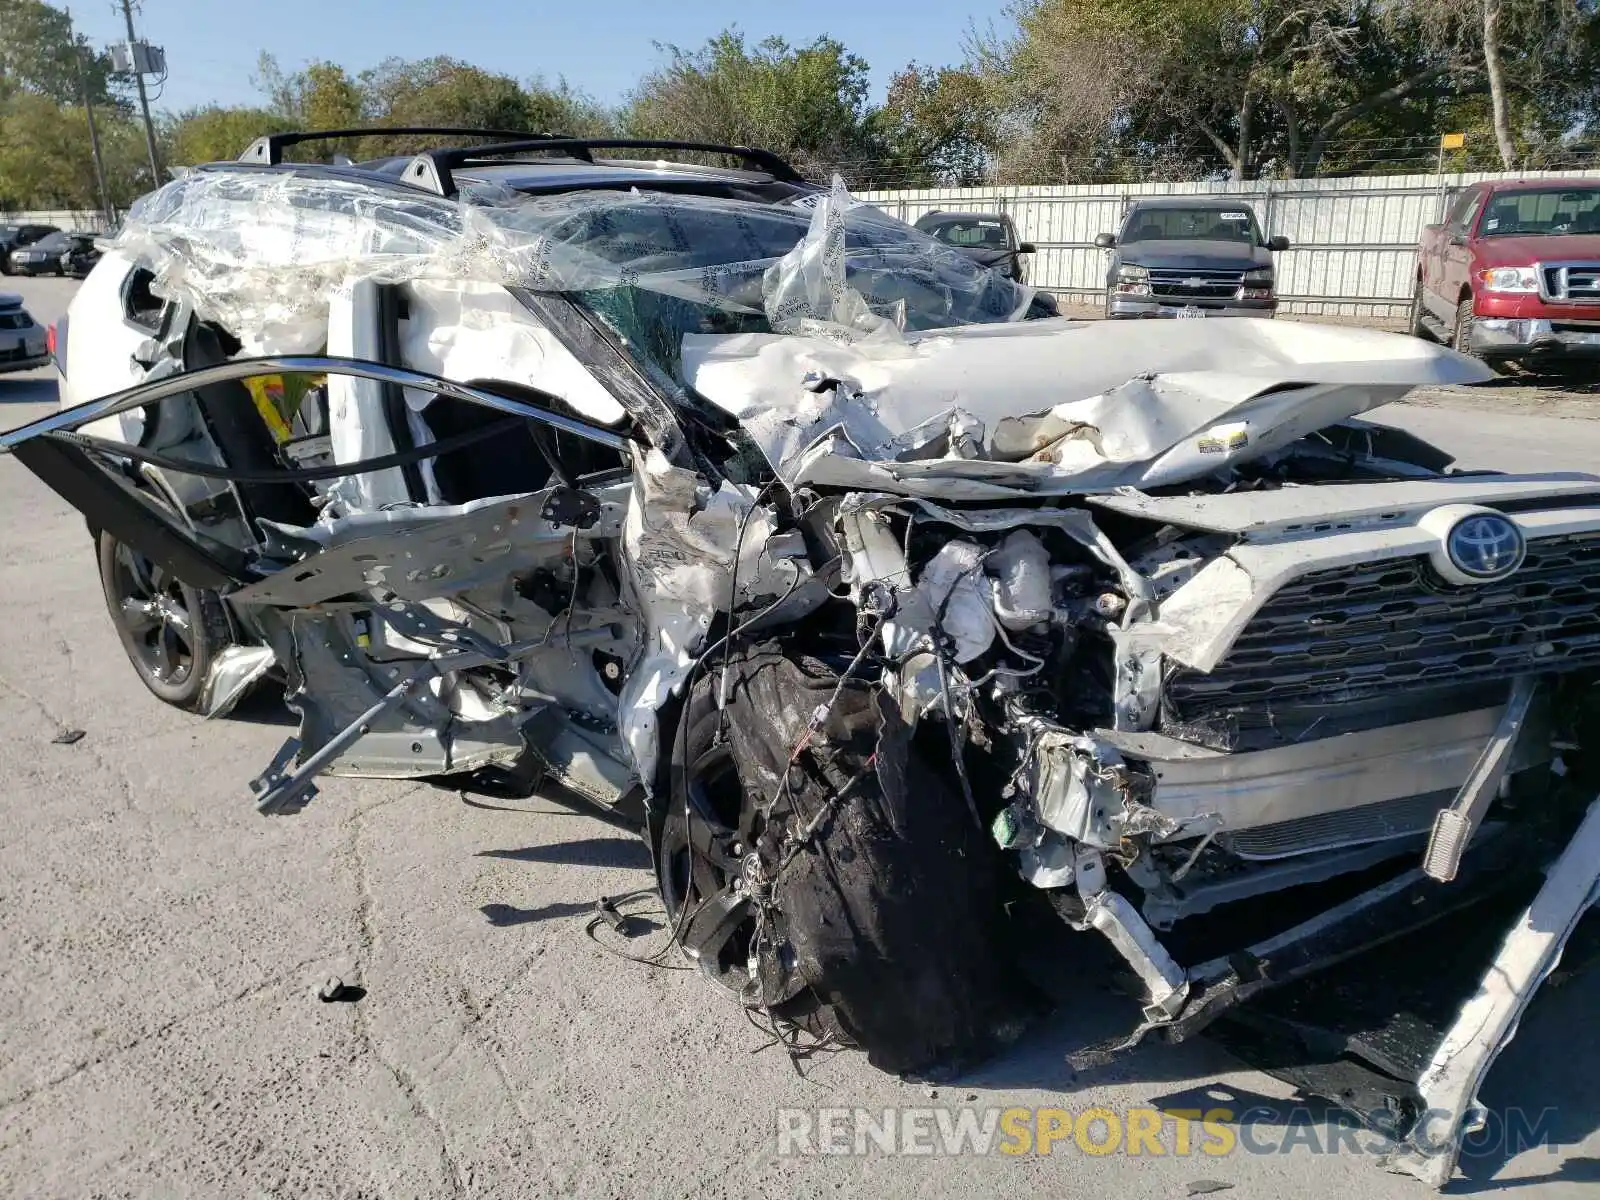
[69,0,1004,116]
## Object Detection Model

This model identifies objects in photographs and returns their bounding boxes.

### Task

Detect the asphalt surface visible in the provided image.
[1,275,1597,1198]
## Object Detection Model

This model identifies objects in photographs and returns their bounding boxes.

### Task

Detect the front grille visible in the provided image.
[1147,268,1244,303]
[1542,263,1600,302]
[1220,791,1446,860]
[1168,531,1600,717]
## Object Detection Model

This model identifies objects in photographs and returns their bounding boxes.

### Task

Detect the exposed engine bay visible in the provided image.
[7,161,1600,1189]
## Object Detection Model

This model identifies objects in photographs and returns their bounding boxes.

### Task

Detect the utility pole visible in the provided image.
[116,0,163,187]
[66,9,114,227]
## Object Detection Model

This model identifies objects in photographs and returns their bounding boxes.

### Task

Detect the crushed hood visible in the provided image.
[682,317,1493,498]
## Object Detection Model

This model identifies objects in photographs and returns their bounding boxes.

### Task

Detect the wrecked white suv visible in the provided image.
[6,131,1600,1187]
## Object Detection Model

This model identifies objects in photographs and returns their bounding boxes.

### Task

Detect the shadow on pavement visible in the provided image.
[480,900,596,927]
[0,379,57,405]
[477,836,651,870]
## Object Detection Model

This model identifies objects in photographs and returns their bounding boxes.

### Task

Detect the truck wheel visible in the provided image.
[1408,280,1430,339]
[1451,297,1482,359]
[657,646,1036,1074]
[97,530,232,711]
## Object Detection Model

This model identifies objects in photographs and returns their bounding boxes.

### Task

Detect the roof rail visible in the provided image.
[400,138,807,196]
[237,128,563,166]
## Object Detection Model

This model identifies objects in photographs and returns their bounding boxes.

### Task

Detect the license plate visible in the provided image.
[1176,307,1207,319]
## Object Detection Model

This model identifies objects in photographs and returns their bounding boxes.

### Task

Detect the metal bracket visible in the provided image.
[1422,675,1539,882]
[1389,793,1600,1186]
[540,486,602,530]
[252,672,422,814]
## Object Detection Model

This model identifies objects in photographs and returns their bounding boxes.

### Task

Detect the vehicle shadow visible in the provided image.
[1474,364,1600,395]
[0,379,57,404]
[476,836,651,870]
[223,682,297,726]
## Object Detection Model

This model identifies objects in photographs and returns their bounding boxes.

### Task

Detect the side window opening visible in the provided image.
[122,268,168,333]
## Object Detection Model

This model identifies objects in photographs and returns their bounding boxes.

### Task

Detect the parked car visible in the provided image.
[6,130,1599,1189]
[0,222,60,274]
[0,291,50,374]
[1411,178,1600,364]
[7,230,80,276]
[1095,199,1290,318]
[913,210,1035,283]
[60,232,104,278]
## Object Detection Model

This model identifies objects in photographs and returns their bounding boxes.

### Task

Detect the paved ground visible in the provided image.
[1,275,1597,1198]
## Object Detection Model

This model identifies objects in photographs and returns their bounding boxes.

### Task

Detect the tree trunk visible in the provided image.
[1234,91,1253,181]
[1482,0,1517,169]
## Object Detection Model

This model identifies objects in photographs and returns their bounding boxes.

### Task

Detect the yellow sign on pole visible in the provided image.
[1440,132,1466,150]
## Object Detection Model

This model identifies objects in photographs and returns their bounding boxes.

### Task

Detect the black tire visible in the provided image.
[657,647,1037,1074]
[1452,295,1482,358]
[97,530,232,711]
[1408,278,1430,339]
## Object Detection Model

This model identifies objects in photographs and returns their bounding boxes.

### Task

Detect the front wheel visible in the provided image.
[1408,279,1431,339]
[656,648,1036,1074]
[97,531,232,711]
[1451,296,1482,359]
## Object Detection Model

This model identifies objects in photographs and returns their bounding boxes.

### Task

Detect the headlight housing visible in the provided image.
[1115,263,1151,296]
[1478,266,1540,294]
[1241,267,1274,287]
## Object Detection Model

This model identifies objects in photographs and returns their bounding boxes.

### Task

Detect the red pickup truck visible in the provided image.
[1411,177,1600,364]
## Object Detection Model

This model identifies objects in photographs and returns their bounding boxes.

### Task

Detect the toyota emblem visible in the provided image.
[1445,513,1525,580]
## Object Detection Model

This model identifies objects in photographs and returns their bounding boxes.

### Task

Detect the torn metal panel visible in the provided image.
[232,484,629,608]
[325,279,412,513]
[400,278,627,427]
[617,444,802,785]
[1388,795,1600,1187]
[199,644,277,718]
[682,318,1491,498]
[1099,703,1552,839]
[1088,476,1600,536]
[1028,732,1136,847]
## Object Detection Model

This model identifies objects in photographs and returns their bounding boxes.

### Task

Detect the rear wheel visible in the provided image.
[97,531,230,711]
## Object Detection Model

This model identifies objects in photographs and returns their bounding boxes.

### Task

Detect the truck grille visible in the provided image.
[1541,263,1600,302]
[1147,268,1244,303]
[1167,531,1600,715]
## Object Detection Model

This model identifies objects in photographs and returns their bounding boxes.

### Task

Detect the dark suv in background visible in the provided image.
[0,222,62,275]
[1095,199,1289,318]
[914,210,1035,283]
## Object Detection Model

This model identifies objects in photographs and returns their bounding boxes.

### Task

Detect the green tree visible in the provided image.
[361,57,535,135]
[977,0,1464,181]
[624,31,878,179]
[872,64,994,186]
[162,105,295,167]
[0,90,149,208]
[253,54,363,156]
[0,0,119,107]
[1394,0,1600,168]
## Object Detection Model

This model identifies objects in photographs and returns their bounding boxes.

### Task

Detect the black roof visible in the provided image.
[1126,197,1261,211]
[230,129,812,201]
[915,211,1015,225]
